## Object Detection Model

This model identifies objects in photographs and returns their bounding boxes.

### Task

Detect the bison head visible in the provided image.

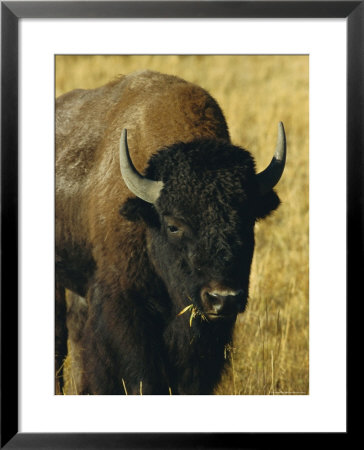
[120,125,286,323]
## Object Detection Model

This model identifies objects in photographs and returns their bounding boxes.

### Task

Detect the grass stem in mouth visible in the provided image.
[177,304,194,317]
[177,302,208,327]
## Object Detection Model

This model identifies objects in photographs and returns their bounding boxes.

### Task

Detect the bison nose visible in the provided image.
[201,287,244,318]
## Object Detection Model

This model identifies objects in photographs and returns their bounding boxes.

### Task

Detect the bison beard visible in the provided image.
[56,70,285,395]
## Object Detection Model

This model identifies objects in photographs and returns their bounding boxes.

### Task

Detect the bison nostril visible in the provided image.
[202,288,244,316]
[208,295,224,314]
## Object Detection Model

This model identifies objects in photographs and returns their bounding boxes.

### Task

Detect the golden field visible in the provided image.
[56,55,309,395]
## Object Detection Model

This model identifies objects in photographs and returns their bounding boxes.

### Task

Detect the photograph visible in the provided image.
[2,0,355,444]
[55,55,309,396]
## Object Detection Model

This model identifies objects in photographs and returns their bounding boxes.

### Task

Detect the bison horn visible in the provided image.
[256,122,286,194]
[119,129,164,204]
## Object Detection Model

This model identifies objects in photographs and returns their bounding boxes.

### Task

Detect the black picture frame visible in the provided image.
[1,1,359,448]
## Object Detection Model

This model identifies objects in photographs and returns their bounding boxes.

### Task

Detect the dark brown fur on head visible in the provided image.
[120,137,279,341]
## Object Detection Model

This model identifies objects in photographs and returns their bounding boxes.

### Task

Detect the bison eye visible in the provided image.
[164,216,189,237]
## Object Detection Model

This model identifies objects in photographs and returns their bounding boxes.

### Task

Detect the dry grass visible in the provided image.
[56,55,309,395]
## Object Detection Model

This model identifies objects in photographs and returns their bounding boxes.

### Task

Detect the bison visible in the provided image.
[55,70,286,395]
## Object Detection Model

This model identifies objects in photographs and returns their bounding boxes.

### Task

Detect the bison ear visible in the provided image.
[254,190,281,220]
[120,197,160,227]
